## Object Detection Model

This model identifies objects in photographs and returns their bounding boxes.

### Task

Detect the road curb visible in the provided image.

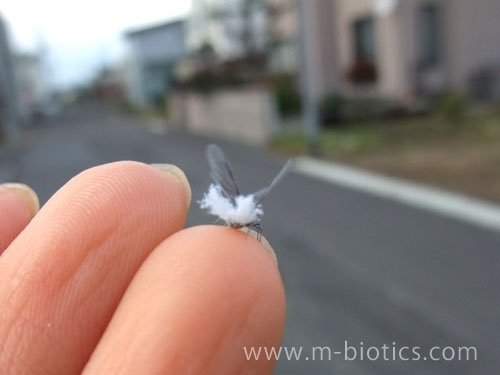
[293,156,500,232]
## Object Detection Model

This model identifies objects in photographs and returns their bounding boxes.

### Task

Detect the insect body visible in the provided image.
[199,144,291,237]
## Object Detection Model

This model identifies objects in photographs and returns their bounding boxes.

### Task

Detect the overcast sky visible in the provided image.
[0,0,191,88]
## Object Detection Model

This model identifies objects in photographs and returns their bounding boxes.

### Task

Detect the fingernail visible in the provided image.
[238,228,278,265]
[1,183,40,216]
[150,164,192,209]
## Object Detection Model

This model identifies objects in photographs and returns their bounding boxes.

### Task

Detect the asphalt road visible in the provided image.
[2,104,499,374]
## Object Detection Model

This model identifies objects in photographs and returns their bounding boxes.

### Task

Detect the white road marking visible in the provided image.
[293,156,500,232]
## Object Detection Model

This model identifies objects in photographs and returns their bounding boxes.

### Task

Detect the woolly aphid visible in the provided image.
[199,144,291,238]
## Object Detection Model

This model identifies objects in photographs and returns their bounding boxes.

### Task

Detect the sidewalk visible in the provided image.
[293,156,500,233]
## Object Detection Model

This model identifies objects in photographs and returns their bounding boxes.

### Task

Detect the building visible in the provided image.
[265,0,298,73]
[93,64,127,102]
[0,13,19,142]
[186,0,500,107]
[125,19,186,108]
[268,0,500,103]
[333,0,500,102]
[13,53,48,121]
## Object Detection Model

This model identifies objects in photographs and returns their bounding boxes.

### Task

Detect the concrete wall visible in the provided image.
[169,88,276,145]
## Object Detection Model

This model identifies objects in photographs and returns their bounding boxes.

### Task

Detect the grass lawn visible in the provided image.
[271,111,500,203]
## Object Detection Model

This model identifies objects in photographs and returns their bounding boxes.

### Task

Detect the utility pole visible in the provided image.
[296,0,320,155]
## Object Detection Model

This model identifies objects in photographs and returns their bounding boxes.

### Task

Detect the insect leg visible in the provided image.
[250,223,263,241]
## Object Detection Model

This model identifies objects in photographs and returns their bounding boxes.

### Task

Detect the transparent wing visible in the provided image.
[206,144,240,197]
[253,160,292,204]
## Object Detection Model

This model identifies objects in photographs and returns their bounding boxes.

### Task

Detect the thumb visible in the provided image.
[84,225,286,375]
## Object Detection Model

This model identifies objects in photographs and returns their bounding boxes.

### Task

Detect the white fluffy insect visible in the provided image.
[199,144,291,236]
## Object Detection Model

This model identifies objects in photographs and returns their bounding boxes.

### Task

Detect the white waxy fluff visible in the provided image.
[199,184,263,226]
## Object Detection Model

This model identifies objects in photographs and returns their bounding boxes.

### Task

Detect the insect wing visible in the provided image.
[206,144,241,197]
[253,160,292,204]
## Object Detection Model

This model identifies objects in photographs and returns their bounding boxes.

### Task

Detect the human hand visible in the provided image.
[0,162,286,374]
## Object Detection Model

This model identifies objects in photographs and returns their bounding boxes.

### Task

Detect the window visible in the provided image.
[348,16,377,84]
[353,16,376,62]
[418,2,441,68]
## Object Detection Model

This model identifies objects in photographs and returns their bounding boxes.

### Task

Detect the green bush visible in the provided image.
[183,70,222,94]
[272,75,301,118]
[320,93,345,125]
[319,94,402,126]
[432,93,467,124]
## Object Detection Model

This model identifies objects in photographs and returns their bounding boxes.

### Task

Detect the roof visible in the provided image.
[125,19,185,38]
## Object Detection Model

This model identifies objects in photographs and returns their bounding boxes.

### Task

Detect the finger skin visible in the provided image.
[84,225,286,375]
[0,161,189,375]
[0,187,35,253]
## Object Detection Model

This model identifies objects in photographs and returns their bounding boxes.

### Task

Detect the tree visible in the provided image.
[209,0,291,60]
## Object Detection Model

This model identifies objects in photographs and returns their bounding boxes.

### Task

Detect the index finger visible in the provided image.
[0,161,191,375]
